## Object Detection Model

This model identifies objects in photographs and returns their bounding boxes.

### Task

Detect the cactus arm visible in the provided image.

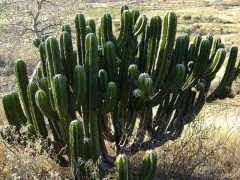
[138,150,157,180]
[45,37,63,93]
[45,37,64,75]
[39,42,47,77]
[84,33,101,159]
[182,91,206,124]
[117,10,132,48]
[137,73,154,100]
[115,154,131,180]
[98,69,109,93]
[103,41,118,83]
[69,119,85,179]
[87,18,96,34]
[35,89,61,140]
[32,38,41,48]
[86,26,93,34]
[60,30,76,84]
[27,82,48,138]
[36,64,43,82]
[100,82,118,113]
[35,90,58,121]
[2,92,27,130]
[209,37,222,63]
[207,46,238,102]
[145,15,162,74]
[70,65,86,112]
[132,14,147,37]
[14,59,33,124]
[120,5,129,14]
[169,35,186,72]
[131,10,140,26]
[75,13,86,65]
[101,13,116,46]
[182,39,211,91]
[164,64,186,91]
[153,11,177,90]
[52,74,70,144]
[137,25,149,72]
[128,64,140,88]
[203,48,226,79]
[61,24,72,37]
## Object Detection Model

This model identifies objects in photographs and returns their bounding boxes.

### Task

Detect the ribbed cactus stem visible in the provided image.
[35,90,58,121]
[52,74,70,144]
[103,41,118,82]
[153,11,177,90]
[69,119,85,179]
[2,92,27,130]
[115,154,131,180]
[45,37,64,93]
[27,82,48,138]
[60,30,76,84]
[117,10,133,48]
[101,13,116,46]
[70,65,87,112]
[14,59,33,124]
[145,15,162,74]
[138,150,157,180]
[87,18,96,34]
[84,33,101,159]
[75,13,86,65]
[207,46,238,102]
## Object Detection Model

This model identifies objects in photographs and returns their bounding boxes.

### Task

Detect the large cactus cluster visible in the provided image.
[1,5,240,179]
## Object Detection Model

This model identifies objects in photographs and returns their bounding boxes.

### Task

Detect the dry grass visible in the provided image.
[129,97,240,179]
[0,129,71,179]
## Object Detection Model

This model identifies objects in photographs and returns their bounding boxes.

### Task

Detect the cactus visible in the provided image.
[2,92,27,130]
[2,5,240,179]
[14,59,33,125]
[115,154,131,180]
[27,82,48,138]
[75,13,86,65]
[115,150,157,180]
[69,120,85,179]
[153,11,177,90]
[138,150,157,180]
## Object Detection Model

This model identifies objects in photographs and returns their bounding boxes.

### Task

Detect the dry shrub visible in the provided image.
[154,108,240,179]
[0,127,71,179]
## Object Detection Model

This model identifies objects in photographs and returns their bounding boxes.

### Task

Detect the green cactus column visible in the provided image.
[153,11,177,90]
[14,59,33,125]
[83,33,101,160]
[138,150,157,180]
[115,154,131,180]
[69,119,85,179]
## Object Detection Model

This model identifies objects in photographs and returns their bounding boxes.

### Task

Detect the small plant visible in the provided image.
[115,150,157,180]
[182,15,192,20]
[1,5,239,179]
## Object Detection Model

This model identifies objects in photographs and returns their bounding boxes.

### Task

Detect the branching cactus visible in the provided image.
[1,5,239,179]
